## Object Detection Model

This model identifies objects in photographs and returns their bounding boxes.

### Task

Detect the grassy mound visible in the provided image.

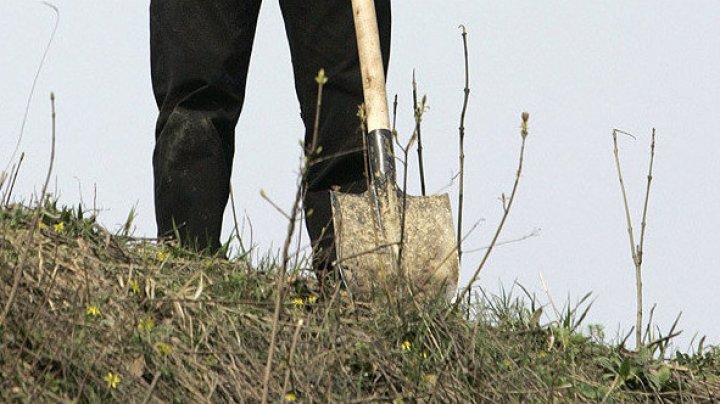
[1,200,719,402]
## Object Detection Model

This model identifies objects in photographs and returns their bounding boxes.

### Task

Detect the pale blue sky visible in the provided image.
[2,1,719,349]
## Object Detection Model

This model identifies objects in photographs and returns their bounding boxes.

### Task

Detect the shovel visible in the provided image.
[330,0,459,299]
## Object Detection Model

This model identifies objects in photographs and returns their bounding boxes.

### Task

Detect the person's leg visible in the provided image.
[278,0,391,272]
[150,0,262,251]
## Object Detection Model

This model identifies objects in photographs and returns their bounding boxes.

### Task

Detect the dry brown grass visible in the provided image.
[1,200,719,403]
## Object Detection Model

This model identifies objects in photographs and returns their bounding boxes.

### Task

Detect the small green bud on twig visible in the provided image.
[315,69,328,85]
[357,104,367,122]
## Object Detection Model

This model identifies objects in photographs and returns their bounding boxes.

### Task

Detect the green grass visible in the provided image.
[1,199,719,402]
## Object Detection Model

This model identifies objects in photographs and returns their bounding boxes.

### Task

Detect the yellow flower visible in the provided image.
[156,250,168,261]
[422,351,428,359]
[53,222,65,232]
[128,279,140,295]
[285,392,297,402]
[155,342,173,355]
[137,316,155,331]
[307,295,318,304]
[38,222,47,230]
[401,340,412,351]
[86,305,101,317]
[104,372,120,389]
[291,297,304,307]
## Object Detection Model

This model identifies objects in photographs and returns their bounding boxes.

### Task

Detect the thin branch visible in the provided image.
[282,318,304,398]
[451,112,529,315]
[228,184,250,260]
[333,240,399,265]
[457,25,470,265]
[307,146,366,167]
[141,372,162,404]
[463,227,541,254]
[636,129,656,346]
[358,104,371,194]
[612,128,640,348]
[397,140,414,277]
[612,129,639,268]
[644,304,658,345]
[413,70,427,196]
[430,218,484,276]
[638,128,656,267]
[3,153,25,206]
[539,272,561,320]
[260,140,303,404]
[1,92,57,327]
[261,69,326,403]
[3,2,59,175]
[612,127,656,349]
[260,189,292,221]
[391,94,398,134]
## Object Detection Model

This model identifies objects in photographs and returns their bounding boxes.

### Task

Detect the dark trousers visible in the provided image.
[150,0,391,268]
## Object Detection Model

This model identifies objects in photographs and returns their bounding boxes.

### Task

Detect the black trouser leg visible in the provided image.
[279,0,392,271]
[150,0,262,251]
[151,0,391,264]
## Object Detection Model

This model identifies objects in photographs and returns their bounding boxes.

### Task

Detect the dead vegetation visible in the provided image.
[1,200,719,403]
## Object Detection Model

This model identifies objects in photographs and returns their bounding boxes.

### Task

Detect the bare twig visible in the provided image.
[457,25,470,265]
[638,129,656,272]
[2,2,59,175]
[1,92,57,327]
[412,70,427,196]
[359,104,371,196]
[396,132,417,277]
[228,184,249,259]
[260,189,291,221]
[282,318,304,398]
[261,69,327,403]
[391,94,398,134]
[356,103,387,297]
[3,153,24,206]
[612,129,639,260]
[430,218,483,278]
[228,184,241,244]
[305,146,366,166]
[612,128,639,344]
[612,127,656,348]
[637,129,656,347]
[463,227,541,254]
[451,112,529,315]
[261,186,301,402]
[141,372,162,404]
[539,272,561,320]
[644,304,657,344]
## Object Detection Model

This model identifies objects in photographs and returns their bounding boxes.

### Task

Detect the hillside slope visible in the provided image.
[1,201,719,402]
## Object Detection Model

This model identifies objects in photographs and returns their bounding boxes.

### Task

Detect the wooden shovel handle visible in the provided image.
[351,0,390,132]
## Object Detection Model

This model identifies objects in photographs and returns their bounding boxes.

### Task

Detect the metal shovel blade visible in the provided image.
[331,190,459,299]
[334,0,459,300]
